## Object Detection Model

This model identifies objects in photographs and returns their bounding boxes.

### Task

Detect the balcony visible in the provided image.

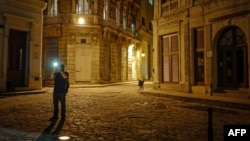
[162,0,179,14]
[70,14,99,25]
[43,14,64,25]
[43,14,99,25]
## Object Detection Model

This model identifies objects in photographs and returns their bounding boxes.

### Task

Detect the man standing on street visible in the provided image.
[49,63,69,121]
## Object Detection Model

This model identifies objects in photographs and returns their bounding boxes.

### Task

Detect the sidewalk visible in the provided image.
[0,82,136,97]
[140,88,250,110]
[69,81,134,88]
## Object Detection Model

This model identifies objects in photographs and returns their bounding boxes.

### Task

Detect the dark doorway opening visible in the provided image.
[7,29,28,87]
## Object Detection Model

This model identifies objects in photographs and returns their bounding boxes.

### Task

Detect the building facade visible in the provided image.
[0,0,46,91]
[153,0,250,94]
[43,0,153,85]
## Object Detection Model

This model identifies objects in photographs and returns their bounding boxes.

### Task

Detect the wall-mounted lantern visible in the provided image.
[141,52,145,57]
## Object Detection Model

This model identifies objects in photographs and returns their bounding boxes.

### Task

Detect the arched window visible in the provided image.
[219,26,246,46]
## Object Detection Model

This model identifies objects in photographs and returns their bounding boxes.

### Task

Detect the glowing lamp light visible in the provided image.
[53,62,58,67]
[141,52,145,57]
[78,17,85,24]
[58,136,71,140]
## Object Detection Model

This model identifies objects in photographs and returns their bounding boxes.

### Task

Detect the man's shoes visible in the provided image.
[49,116,58,121]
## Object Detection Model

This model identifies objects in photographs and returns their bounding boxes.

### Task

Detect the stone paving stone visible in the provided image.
[0,84,249,141]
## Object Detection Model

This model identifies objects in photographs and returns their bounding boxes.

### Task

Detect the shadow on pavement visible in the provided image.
[35,119,65,141]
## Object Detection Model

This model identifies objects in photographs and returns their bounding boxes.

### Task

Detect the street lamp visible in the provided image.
[141,52,145,57]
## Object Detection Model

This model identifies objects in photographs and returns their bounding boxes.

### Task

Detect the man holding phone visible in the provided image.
[49,63,69,121]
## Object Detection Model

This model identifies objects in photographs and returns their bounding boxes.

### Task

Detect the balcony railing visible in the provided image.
[43,14,64,25]
[43,14,99,25]
[162,0,179,13]
[43,13,140,39]
[70,14,99,25]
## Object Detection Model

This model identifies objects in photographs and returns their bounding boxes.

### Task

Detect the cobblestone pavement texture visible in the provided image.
[0,83,250,141]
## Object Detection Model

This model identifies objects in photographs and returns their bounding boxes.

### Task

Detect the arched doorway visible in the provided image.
[217,26,248,88]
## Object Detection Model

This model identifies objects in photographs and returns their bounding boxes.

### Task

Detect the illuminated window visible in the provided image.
[76,0,91,14]
[149,0,153,5]
[47,0,58,17]
[103,0,109,20]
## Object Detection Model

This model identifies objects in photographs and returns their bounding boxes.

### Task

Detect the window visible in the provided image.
[194,28,205,85]
[131,23,135,32]
[129,4,139,32]
[162,34,179,82]
[109,0,116,20]
[149,22,152,31]
[142,17,145,26]
[149,0,153,5]
[45,37,58,80]
[122,7,127,29]
[103,0,109,20]
[47,0,58,17]
[116,2,121,25]
[76,0,91,14]
[0,27,3,78]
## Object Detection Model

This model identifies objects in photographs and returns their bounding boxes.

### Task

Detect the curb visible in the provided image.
[69,82,134,88]
[140,90,250,111]
[0,90,47,97]
[0,82,138,96]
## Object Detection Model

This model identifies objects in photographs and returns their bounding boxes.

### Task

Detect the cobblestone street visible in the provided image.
[0,83,250,141]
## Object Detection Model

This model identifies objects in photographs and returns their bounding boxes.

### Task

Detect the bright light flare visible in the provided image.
[53,62,58,67]
[58,136,71,140]
[78,17,85,24]
[141,52,145,57]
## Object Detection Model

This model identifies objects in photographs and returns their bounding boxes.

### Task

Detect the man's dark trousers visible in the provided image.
[53,93,66,119]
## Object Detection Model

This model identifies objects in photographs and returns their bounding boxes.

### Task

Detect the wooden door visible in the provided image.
[217,26,248,88]
[75,46,92,81]
[8,29,27,87]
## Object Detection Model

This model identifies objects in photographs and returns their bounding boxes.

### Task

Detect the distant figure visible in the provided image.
[138,80,144,90]
[49,64,69,121]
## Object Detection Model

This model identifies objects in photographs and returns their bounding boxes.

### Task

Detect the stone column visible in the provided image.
[204,24,213,95]
[154,0,160,19]
[152,20,160,85]
[183,21,191,92]
[0,27,3,79]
